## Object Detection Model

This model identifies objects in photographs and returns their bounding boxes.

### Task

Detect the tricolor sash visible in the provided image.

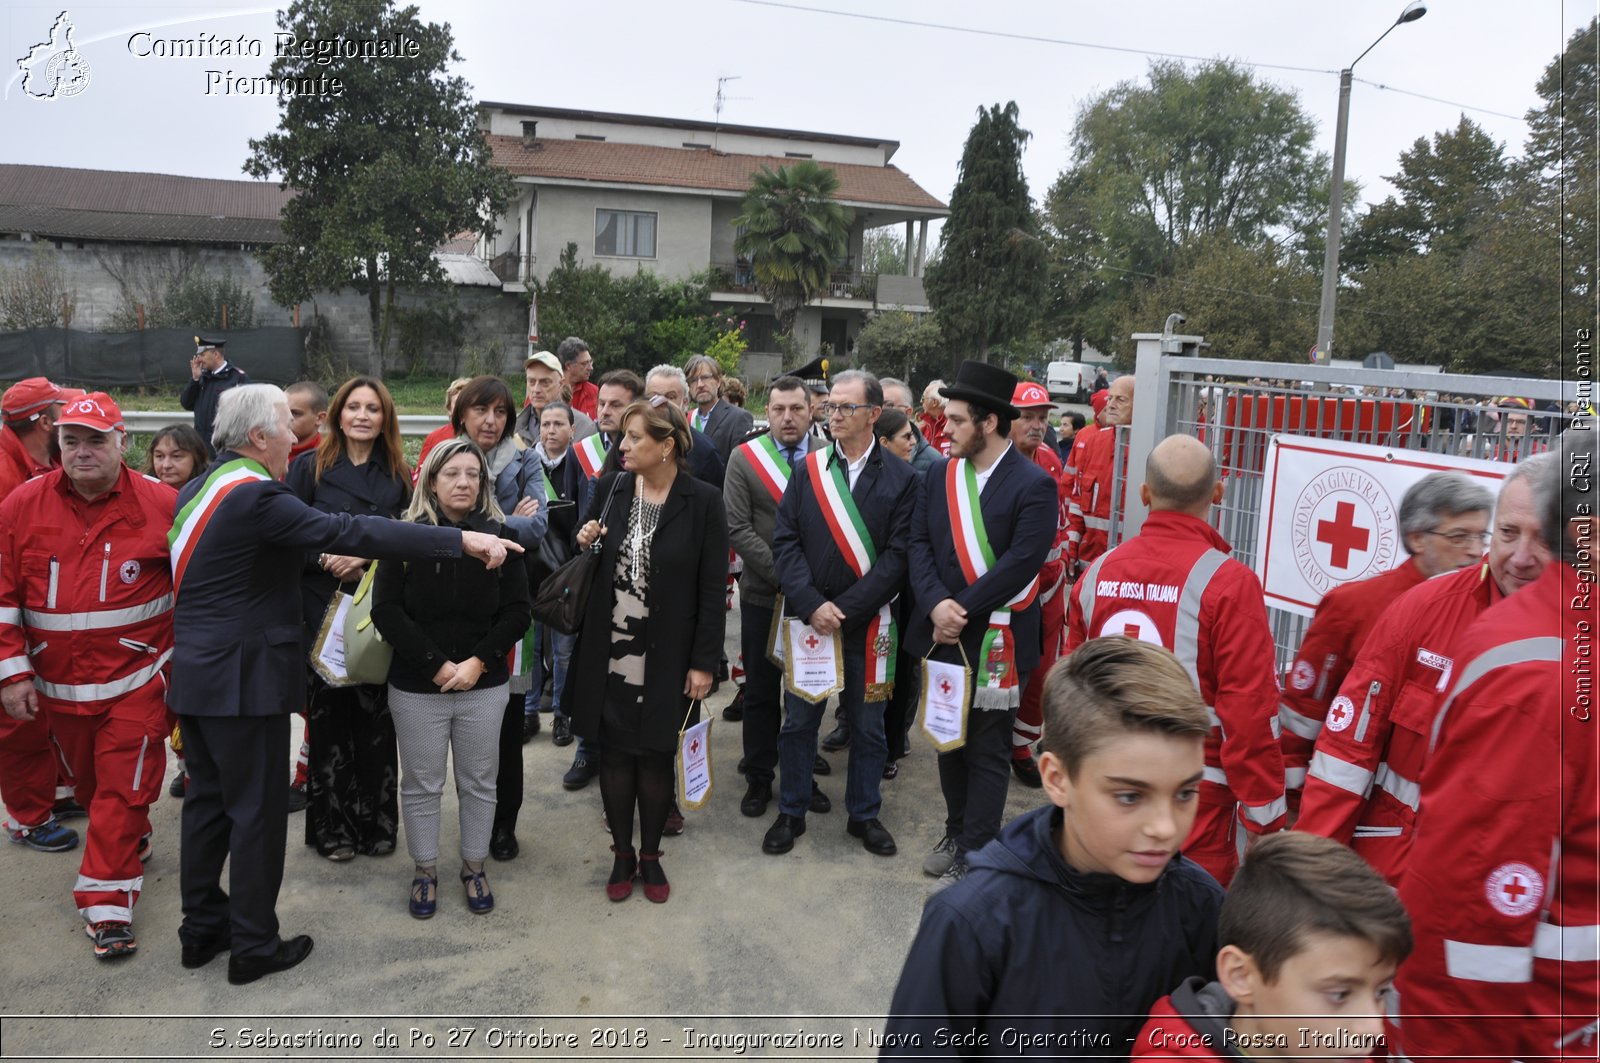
[738,434,793,504]
[168,458,272,597]
[806,450,897,700]
[572,433,607,479]
[693,407,709,433]
[947,458,1038,708]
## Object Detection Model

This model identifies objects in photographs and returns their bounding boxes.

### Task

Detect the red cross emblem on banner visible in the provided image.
[804,634,821,651]
[690,738,700,755]
[939,677,953,696]
[1317,501,1371,569]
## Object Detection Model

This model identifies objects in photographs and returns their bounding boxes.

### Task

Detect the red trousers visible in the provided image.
[50,685,168,924]
[1014,589,1065,753]
[1182,784,1248,887]
[0,710,69,828]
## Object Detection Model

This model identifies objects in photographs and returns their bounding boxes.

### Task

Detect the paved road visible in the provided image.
[0,602,1049,1059]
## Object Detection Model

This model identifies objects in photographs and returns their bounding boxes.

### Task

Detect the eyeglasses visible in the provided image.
[1424,529,1491,547]
[821,402,879,417]
[883,401,910,412]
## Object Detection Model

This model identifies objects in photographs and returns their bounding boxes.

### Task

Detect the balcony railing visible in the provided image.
[490,250,537,283]
[711,262,878,302]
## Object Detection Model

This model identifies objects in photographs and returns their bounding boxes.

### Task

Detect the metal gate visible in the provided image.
[1108,341,1579,668]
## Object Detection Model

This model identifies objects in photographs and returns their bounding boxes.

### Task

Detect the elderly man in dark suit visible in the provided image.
[764,369,917,858]
[169,384,519,985]
[684,354,755,463]
[905,361,1057,892]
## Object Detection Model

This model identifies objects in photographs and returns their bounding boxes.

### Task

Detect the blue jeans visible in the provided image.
[778,644,887,821]
[546,628,576,716]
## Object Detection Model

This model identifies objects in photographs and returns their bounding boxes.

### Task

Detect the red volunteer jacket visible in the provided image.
[1393,561,1598,1061]
[1026,443,1069,607]
[1066,423,1122,575]
[0,427,53,504]
[0,467,177,715]
[1278,559,1427,795]
[1295,562,1501,884]
[1066,510,1286,834]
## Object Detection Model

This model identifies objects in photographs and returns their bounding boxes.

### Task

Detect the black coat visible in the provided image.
[565,469,727,752]
[370,513,531,694]
[771,442,916,650]
[695,400,755,462]
[906,447,1058,673]
[168,451,462,719]
[179,362,250,453]
[883,805,1223,1057]
[284,449,411,630]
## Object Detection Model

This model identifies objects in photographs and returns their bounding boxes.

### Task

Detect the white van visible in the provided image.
[1046,361,1096,403]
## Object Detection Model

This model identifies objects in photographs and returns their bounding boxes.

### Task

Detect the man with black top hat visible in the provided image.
[793,356,832,446]
[905,360,1057,892]
[181,336,249,452]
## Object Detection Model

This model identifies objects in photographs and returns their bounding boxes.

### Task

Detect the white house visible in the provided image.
[476,103,949,359]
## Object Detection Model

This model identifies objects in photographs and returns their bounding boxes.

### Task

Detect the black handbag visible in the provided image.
[531,475,622,635]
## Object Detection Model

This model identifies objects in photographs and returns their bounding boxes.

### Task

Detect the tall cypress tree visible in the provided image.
[924,101,1046,367]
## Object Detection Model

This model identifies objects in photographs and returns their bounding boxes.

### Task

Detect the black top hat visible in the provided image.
[940,360,1021,420]
[792,355,829,391]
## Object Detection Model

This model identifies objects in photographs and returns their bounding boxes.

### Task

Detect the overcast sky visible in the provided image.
[3,1,1592,229]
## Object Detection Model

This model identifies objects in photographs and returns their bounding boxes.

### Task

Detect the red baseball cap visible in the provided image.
[1,377,63,420]
[1090,391,1110,416]
[55,393,125,433]
[1011,380,1052,409]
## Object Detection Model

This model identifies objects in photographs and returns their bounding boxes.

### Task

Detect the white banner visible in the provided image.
[783,621,843,703]
[1256,435,1512,618]
[677,717,713,810]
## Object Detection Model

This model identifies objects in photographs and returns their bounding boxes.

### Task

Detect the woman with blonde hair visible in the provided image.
[286,375,412,860]
[372,437,530,917]
[569,397,727,903]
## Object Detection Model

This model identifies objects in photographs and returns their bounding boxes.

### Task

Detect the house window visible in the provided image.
[595,209,656,258]
[575,133,606,142]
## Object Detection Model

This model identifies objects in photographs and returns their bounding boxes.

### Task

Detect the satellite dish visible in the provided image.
[1363,351,1395,370]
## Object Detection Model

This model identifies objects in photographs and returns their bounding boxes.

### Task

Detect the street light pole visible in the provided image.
[1312,2,1426,366]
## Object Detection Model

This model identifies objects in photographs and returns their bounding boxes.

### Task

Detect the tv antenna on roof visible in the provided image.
[713,75,749,150]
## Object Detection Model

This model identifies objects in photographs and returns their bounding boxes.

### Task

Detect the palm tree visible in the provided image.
[733,160,854,337]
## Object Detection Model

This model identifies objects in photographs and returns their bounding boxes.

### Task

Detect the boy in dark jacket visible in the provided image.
[1132,832,1412,1060]
[883,637,1223,1057]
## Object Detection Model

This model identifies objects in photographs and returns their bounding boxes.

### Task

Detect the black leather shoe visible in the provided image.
[562,755,597,791]
[847,817,898,856]
[285,785,307,813]
[762,813,805,854]
[521,712,540,744]
[813,753,831,776]
[821,722,850,752]
[722,688,745,721]
[740,779,772,818]
[809,782,832,815]
[1010,752,1043,789]
[551,715,573,747]
[180,931,230,969]
[227,934,313,985]
[489,826,519,861]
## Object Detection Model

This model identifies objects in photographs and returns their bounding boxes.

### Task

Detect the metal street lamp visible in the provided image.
[1313,0,1427,365]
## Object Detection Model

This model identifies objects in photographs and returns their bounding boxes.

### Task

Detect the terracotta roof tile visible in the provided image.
[486,136,946,213]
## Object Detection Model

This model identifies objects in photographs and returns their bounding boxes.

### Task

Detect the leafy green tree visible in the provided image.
[1526,17,1597,312]
[1043,61,1336,359]
[855,309,945,383]
[1115,234,1320,365]
[924,101,1046,367]
[244,0,514,370]
[1343,117,1510,271]
[861,228,907,275]
[732,160,854,336]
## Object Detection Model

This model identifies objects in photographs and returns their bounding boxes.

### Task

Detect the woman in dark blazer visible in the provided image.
[568,397,727,904]
[286,375,411,861]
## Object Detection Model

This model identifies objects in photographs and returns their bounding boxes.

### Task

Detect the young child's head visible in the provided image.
[1039,637,1210,884]
[285,381,329,444]
[1216,832,1413,1057]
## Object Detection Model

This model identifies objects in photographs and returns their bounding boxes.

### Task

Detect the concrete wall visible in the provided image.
[483,111,889,167]
[531,185,712,284]
[0,238,525,379]
[876,273,929,311]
